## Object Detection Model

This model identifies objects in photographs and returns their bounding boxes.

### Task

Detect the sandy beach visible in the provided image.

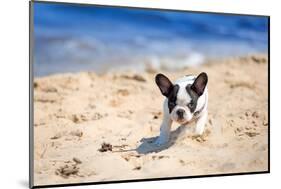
[33,54,268,186]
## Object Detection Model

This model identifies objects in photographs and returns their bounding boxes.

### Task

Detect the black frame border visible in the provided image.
[29,0,270,188]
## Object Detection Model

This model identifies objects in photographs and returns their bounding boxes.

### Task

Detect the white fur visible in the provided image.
[154,75,208,146]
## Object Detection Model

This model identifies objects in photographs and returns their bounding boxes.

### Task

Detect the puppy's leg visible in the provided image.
[154,113,172,146]
[195,110,208,135]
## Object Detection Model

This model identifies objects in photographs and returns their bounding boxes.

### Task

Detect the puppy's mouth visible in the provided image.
[176,118,189,125]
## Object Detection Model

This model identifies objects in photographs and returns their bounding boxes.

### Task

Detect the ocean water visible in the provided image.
[33,2,269,76]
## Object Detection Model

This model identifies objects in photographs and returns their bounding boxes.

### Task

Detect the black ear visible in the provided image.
[155,73,173,97]
[191,72,208,96]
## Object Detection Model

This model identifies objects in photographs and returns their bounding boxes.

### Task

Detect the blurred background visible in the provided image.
[33,2,268,76]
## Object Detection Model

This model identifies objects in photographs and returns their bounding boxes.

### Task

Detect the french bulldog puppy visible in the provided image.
[154,72,208,145]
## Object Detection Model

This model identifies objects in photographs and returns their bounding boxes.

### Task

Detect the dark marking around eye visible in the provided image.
[186,84,199,113]
[187,101,194,109]
[167,84,179,113]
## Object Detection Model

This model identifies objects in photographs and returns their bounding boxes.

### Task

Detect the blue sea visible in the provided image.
[33,2,268,76]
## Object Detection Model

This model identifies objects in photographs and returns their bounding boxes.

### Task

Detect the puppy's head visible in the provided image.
[155,72,208,124]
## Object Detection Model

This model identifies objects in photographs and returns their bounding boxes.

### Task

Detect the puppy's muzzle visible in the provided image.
[176,109,185,120]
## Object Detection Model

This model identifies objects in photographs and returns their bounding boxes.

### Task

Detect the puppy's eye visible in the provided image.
[187,102,194,109]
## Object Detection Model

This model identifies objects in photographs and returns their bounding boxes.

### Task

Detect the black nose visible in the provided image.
[176,109,185,118]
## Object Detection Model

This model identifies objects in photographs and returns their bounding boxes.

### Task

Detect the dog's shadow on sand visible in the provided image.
[136,125,191,154]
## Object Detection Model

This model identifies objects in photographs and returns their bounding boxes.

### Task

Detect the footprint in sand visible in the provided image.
[191,129,210,143]
[234,124,260,138]
[55,158,83,178]
[70,114,88,123]
[70,112,105,123]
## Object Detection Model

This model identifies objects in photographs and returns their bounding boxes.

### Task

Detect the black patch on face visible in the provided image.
[185,84,199,113]
[167,84,179,113]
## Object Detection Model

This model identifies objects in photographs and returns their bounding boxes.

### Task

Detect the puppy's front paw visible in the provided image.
[154,136,169,146]
[194,123,206,136]
[195,128,204,136]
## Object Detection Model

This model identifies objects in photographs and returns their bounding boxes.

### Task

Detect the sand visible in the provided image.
[33,54,268,186]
